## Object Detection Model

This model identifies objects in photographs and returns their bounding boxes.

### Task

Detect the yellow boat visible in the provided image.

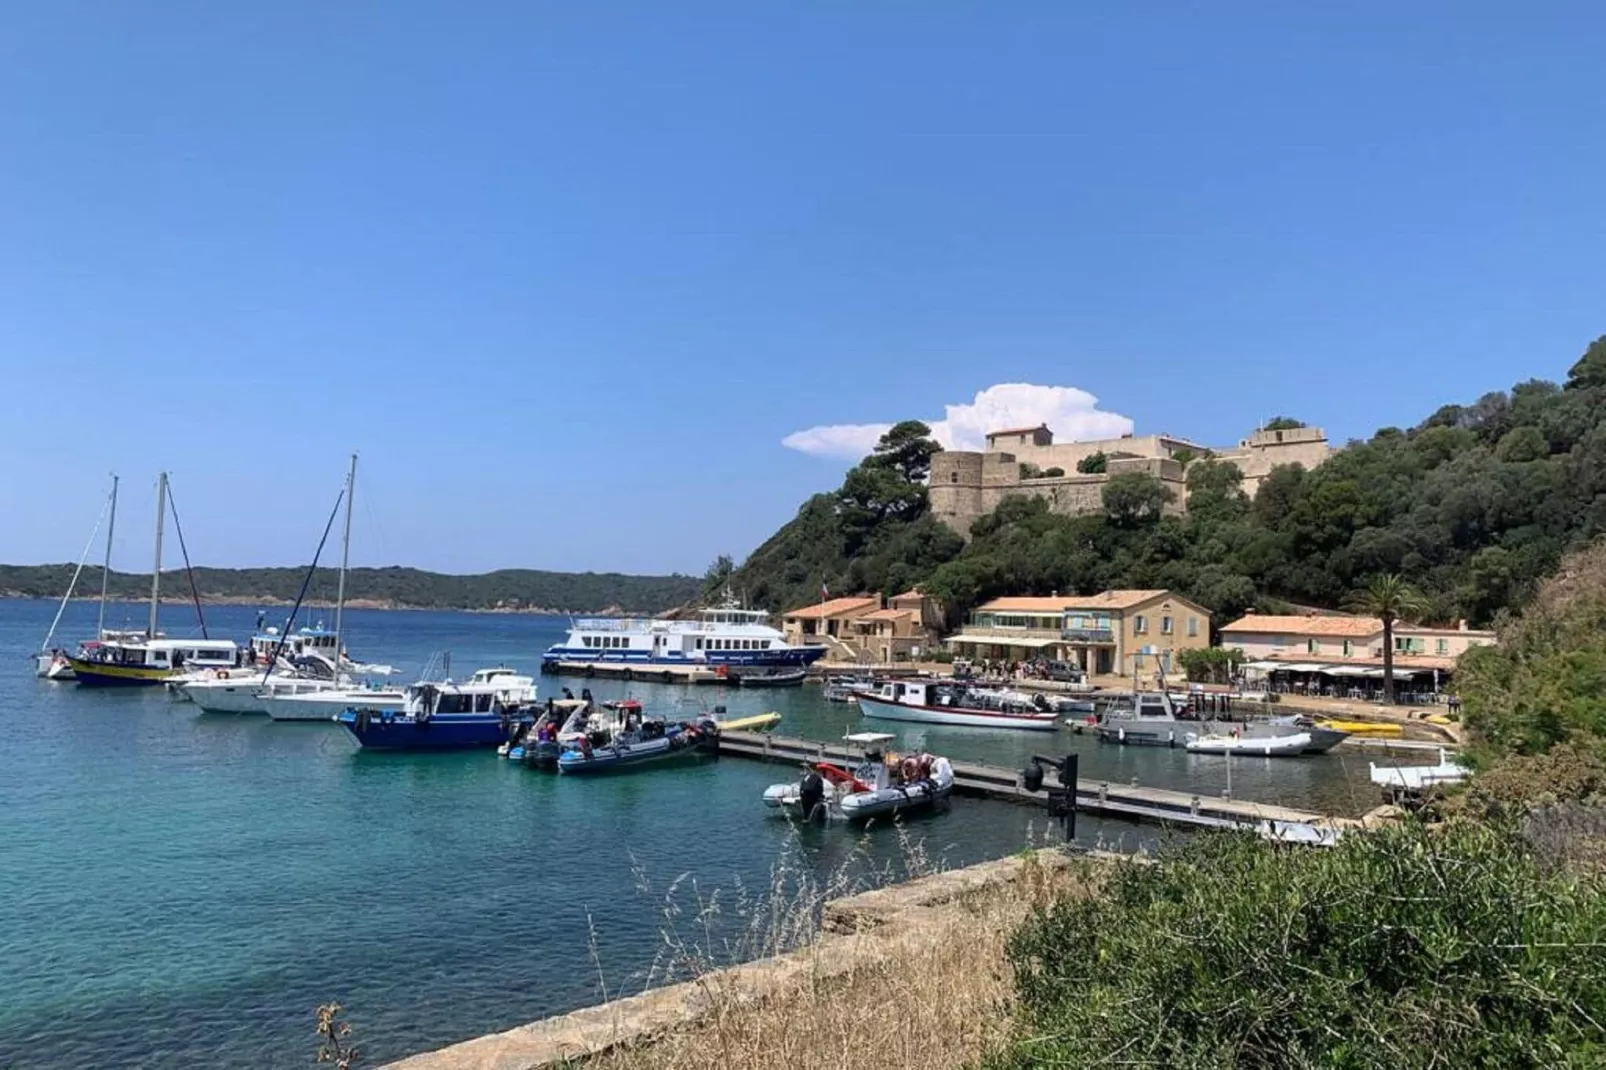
[718,711,782,733]
[1316,719,1403,739]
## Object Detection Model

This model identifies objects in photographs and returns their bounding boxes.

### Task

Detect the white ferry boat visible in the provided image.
[542,603,826,671]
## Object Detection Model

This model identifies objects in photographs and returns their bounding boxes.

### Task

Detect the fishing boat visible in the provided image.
[853,679,1060,731]
[542,598,827,672]
[556,709,719,774]
[68,474,241,686]
[763,735,955,822]
[336,669,538,750]
[1185,731,1313,757]
[34,476,120,680]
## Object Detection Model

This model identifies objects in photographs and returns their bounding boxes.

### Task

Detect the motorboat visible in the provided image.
[726,667,807,687]
[263,682,408,722]
[542,597,827,672]
[821,675,872,703]
[336,670,538,749]
[763,736,954,822]
[854,679,1060,731]
[1370,749,1470,795]
[506,697,599,765]
[1095,689,1348,753]
[1185,731,1313,757]
[555,709,719,774]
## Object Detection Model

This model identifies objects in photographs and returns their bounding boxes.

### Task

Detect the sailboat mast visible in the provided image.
[333,453,357,661]
[149,472,168,638]
[98,475,118,637]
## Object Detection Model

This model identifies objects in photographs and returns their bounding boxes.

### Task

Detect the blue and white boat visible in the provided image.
[556,711,719,775]
[542,600,826,672]
[337,669,538,750]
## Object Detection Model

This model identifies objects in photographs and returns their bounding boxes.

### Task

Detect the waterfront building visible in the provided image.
[1219,611,1496,682]
[929,422,1334,534]
[944,589,1211,676]
[781,589,943,663]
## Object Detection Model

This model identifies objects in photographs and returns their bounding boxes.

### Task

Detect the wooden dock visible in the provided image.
[716,730,1343,834]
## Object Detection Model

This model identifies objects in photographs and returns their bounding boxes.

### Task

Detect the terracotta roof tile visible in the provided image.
[783,596,879,620]
[987,424,1047,437]
[1222,614,1383,638]
[859,608,916,622]
[977,596,1072,613]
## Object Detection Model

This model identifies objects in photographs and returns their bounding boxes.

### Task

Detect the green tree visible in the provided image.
[865,419,941,482]
[1263,415,1306,431]
[1177,646,1242,683]
[1566,335,1606,390]
[1075,451,1107,474]
[701,554,735,599]
[1343,573,1427,705]
[1100,473,1173,527]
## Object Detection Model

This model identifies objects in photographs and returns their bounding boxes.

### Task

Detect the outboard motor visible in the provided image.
[799,770,826,821]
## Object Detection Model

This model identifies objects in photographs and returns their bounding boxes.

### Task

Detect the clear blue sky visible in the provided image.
[3,2,1602,575]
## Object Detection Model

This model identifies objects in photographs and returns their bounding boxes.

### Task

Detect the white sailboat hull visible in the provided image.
[855,693,1060,731]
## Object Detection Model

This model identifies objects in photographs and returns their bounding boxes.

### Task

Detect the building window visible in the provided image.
[1342,640,1352,656]
[950,471,959,483]
[1395,636,1425,654]
[1186,617,1199,638]
[1161,616,1173,635]
[1133,615,1147,634]
[1436,638,1449,656]
[1307,639,1321,654]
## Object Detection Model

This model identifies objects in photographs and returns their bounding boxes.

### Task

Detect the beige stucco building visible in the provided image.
[945,589,1211,677]
[1218,612,1496,676]
[781,589,944,663]
[930,422,1334,533]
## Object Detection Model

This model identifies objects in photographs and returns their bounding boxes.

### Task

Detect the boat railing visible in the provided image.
[573,618,650,631]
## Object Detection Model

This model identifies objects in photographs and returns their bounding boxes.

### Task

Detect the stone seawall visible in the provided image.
[382,849,1090,1070]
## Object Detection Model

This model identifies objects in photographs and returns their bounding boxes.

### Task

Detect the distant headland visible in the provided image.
[0,563,700,616]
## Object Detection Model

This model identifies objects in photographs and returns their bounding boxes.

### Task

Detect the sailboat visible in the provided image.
[34,477,119,680]
[65,473,240,686]
[183,455,366,716]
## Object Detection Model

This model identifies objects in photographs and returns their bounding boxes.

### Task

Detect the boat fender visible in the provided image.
[215,669,228,680]
[1117,727,1126,744]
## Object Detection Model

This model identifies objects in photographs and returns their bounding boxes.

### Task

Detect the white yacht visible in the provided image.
[262,682,408,722]
[542,600,826,671]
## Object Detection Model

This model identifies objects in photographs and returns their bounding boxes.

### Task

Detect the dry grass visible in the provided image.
[588,848,1077,1070]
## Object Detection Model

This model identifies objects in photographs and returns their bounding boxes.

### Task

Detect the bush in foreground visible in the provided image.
[992,822,1606,1069]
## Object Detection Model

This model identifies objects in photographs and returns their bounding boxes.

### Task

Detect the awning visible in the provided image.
[1242,660,1284,672]
[1321,666,1371,678]
[1267,662,1326,673]
[946,633,1063,649]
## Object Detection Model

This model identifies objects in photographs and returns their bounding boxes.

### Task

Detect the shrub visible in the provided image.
[990,821,1606,1069]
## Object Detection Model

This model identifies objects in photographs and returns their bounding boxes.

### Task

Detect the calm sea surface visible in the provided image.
[0,598,1375,1067]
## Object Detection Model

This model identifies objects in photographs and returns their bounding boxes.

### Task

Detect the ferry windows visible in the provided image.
[762,641,771,649]
[695,639,704,650]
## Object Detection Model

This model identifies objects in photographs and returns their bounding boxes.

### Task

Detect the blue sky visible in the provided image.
[2,2,1603,575]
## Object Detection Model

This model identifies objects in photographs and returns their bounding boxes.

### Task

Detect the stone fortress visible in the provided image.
[929,422,1334,534]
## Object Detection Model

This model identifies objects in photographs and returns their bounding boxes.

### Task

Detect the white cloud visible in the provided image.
[783,383,1134,461]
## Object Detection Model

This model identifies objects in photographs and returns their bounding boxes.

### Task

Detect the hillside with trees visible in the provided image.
[0,564,701,614]
[731,335,1606,628]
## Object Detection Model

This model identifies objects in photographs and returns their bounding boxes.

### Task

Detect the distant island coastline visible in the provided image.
[0,564,701,617]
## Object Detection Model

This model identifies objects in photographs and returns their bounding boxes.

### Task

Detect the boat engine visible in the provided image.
[798,770,826,821]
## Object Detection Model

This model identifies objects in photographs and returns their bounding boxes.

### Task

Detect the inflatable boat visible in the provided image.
[763,752,954,823]
[1184,731,1313,757]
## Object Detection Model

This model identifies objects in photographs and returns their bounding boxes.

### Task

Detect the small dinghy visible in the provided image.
[763,744,954,823]
[1185,731,1312,757]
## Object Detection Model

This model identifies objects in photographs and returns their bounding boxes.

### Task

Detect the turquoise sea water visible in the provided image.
[0,599,1372,1067]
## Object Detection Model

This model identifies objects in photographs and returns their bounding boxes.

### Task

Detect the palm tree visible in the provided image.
[1344,574,1428,705]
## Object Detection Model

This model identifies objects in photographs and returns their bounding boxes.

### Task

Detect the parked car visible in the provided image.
[1044,660,1085,683]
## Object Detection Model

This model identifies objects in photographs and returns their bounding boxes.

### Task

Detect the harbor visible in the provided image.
[3,597,1397,1068]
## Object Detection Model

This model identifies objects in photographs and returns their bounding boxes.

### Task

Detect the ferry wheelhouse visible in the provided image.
[543,605,827,670]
